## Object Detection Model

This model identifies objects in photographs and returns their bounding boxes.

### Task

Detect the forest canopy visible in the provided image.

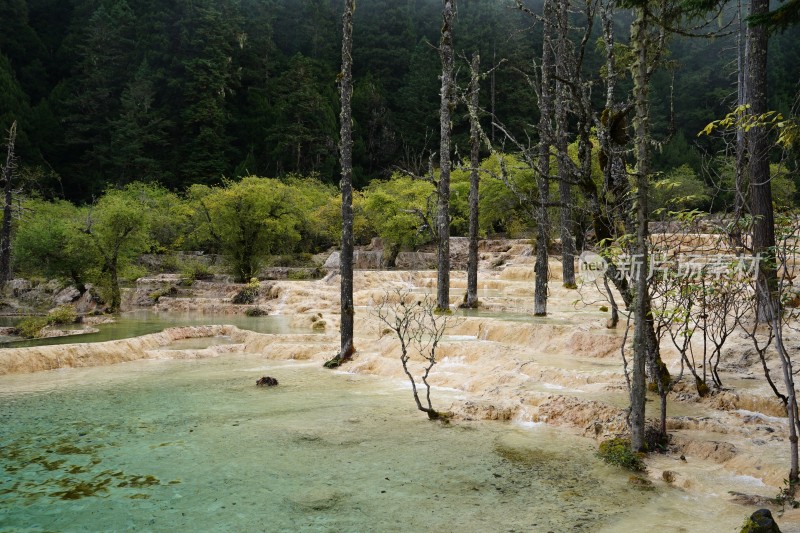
[1,0,798,201]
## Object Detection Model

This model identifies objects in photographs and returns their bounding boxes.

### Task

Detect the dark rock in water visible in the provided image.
[256,376,279,387]
[740,509,782,533]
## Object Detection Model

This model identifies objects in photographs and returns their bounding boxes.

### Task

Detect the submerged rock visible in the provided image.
[256,376,279,387]
[740,509,781,532]
[287,487,343,510]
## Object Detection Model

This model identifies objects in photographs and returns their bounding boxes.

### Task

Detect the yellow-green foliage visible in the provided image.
[361,174,436,251]
[232,278,260,304]
[16,316,49,338]
[180,259,213,281]
[16,306,78,338]
[450,153,536,236]
[598,438,646,471]
[188,177,304,282]
[313,192,373,247]
[47,305,78,325]
[651,165,712,214]
[12,199,95,288]
[281,175,341,251]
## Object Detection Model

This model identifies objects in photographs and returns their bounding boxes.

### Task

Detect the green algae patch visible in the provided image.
[51,477,113,500]
[1,433,163,502]
[598,438,646,472]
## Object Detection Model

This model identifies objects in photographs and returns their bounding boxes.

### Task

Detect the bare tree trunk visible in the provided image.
[734,0,748,224]
[554,0,575,289]
[771,296,800,482]
[535,0,555,317]
[108,259,121,312]
[436,0,456,312]
[0,121,17,289]
[491,43,497,144]
[338,0,356,361]
[629,6,650,452]
[747,0,776,322]
[465,52,481,309]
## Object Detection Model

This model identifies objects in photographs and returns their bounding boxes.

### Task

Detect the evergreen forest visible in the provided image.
[2,0,798,201]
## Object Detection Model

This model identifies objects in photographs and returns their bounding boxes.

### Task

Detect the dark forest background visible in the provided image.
[1,0,798,202]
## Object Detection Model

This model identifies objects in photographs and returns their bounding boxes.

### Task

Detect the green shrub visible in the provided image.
[232,278,260,304]
[598,438,646,471]
[245,307,268,317]
[287,268,322,281]
[47,305,78,326]
[17,316,49,338]
[181,259,214,281]
[148,286,178,302]
[158,254,180,273]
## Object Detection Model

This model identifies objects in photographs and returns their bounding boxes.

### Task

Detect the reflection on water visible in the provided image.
[0,310,314,349]
[0,354,747,532]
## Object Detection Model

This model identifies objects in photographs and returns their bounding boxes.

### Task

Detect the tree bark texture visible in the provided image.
[437,0,455,312]
[466,53,481,309]
[735,0,748,224]
[338,0,356,360]
[629,6,650,452]
[535,0,555,317]
[554,0,575,288]
[747,0,777,322]
[0,121,17,288]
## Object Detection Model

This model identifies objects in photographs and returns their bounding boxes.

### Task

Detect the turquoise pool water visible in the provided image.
[0,310,314,349]
[0,352,746,532]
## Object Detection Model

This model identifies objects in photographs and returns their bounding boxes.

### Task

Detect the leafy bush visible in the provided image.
[245,307,268,317]
[187,177,304,282]
[232,278,260,304]
[158,254,180,273]
[47,305,78,325]
[287,268,322,280]
[16,317,49,338]
[148,286,178,302]
[180,260,214,281]
[17,305,79,338]
[598,438,646,471]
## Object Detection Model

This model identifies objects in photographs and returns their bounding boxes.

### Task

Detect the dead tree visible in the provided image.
[324,0,357,370]
[554,0,576,289]
[534,0,555,317]
[0,121,17,288]
[746,214,800,483]
[464,52,481,309]
[436,0,456,313]
[374,289,454,420]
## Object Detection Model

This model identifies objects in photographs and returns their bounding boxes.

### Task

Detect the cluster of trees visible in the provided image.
[322,0,800,486]
[6,165,537,306]
[1,0,798,201]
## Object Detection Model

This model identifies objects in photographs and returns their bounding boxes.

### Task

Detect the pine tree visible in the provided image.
[65,0,136,183]
[173,0,240,186]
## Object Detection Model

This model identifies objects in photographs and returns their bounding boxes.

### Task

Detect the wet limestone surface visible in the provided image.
[0,354,747,532]
[3,259,800,530]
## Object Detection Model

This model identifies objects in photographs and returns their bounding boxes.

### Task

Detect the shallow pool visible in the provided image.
[0,310,314,349]
[0,352,748,532]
